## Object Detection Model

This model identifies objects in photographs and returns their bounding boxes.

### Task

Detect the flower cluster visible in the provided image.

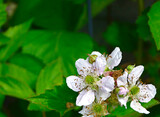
[66,47,156,116]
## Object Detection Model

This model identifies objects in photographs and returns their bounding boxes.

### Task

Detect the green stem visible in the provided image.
[137,0,144,64]
[42,112,46,117]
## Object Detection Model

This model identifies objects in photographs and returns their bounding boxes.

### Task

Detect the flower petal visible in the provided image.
[79,104,92,116]
[106,47,122,70]
[138,84,156,103]
[93,55,107,75]
[130,99,150,114]
[91,51,102,56]
[128,65,144,85]
[117,95,129,108]
[75,59,92,76]
[96,89,111,102]
[66,76,86,92]
[117,71,128,87]
[98,76,115,92]
[76,89,95,106]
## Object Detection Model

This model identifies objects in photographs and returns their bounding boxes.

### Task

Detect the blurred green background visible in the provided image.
[0,0,160,117]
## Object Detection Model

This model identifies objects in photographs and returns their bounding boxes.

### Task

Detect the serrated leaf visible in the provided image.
[0,20,32,62]
[148,1,160,50]
[9,53,44,76]
[0,1,7,27]
[28,81,78,115]
[36,59,63,94]
[0,63,37,89]
[108,99,159,117]
[0,77,35,99]
[22,30,93,76]
[28,103,51,111]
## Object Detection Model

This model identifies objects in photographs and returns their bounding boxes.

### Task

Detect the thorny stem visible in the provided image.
[42,111,46,117]
[137,0,144,64]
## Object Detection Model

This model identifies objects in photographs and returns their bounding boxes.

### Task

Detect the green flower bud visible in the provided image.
[127,65,135,73]
[88,54,98,64]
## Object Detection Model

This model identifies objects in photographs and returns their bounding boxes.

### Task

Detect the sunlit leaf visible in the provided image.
[22,30,93,76]
[0,77,34,99]
[0,63,37,89]
[28,80,78,116]
[36,59,63,94]
[0,20,32,62]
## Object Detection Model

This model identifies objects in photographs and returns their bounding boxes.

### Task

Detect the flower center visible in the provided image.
[85,75,95,85]
[130,86,140,95]
[92,103,103,114]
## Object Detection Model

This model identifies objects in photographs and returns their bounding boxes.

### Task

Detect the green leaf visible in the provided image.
[22,30,93,76]
[0,77,34,99]
[0,20,32,62]
[0,1,7,27]
[0,93,5,109]
[28,81,78,116]
[108,99,159,117]
[36,59,63,94]
[148,1,160,50]
[11,0,114,30]
[0,34,10,46]
[28,103,51,111]
[0,112,6,117]
[9,53,44,76]
[4,19,32,38]
[103,22,138,52]
[0,63,37,89]
[136,8,152,41]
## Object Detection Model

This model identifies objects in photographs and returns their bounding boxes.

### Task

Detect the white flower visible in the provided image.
[117,71,129,108]
[117,65,156,114]
[91,47,122,76]
[66,59,115,106]
[79,93,109,117]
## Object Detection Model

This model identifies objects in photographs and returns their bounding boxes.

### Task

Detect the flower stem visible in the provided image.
[137,0,144,64]
[42,112,46,117]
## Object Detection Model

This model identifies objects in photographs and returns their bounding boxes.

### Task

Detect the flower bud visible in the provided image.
[127,65,135,73]
[88,54,98,64]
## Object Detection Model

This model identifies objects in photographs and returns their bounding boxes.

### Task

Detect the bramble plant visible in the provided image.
[66,47,156,116]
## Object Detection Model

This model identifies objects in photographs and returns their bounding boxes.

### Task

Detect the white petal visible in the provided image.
[117,71,128,87]
[76,89,95,106]
[93,55,107,75]
[91,51,102,56]
[138,84,156,103]
[66,76,86,92]
[117,96,129,108]
[96,89,111,102]
[106,47,122,70]
[79,104,92,116]
[75,59,92,76]
[98,76,115,92]
[128,65,144,85]
[130,99,150,114]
